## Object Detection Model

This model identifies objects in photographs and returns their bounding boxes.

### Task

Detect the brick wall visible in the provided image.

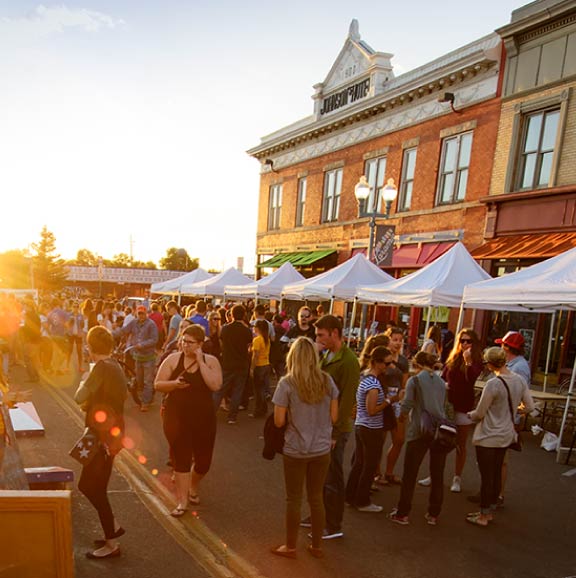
[257,97,501,255]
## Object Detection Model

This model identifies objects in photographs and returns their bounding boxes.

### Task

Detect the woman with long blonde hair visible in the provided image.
[271,337,339,560]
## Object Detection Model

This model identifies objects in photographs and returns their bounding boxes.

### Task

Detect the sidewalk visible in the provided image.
[10,366,212,578]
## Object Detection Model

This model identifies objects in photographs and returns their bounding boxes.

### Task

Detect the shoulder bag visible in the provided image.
[497,375,522,452]
[69,427,101,466]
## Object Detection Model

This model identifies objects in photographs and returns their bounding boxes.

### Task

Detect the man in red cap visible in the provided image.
[115,306,158,411]
[495,331,531,385]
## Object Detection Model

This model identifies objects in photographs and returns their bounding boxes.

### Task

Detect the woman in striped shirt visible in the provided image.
[345,346,396,513]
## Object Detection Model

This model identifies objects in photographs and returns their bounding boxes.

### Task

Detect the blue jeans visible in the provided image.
[213,368,249,420]
[136,358,156,405]
[253,365,271,416]
[323,431,350,534]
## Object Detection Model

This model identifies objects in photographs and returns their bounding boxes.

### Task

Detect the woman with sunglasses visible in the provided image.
[419,328,483,493]
[465,347,534,526]
[154,324,222,517]
[346,346,396,512]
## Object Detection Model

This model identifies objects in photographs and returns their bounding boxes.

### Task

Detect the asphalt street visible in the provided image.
[11,367,576,578]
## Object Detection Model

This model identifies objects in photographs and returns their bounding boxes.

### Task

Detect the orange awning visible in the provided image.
[471,232,576,260]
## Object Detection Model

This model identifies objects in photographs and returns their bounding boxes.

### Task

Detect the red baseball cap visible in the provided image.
[495,331,524,349]
[136,305,147,313]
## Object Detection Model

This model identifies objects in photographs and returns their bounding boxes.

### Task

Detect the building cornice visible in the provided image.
[248,35,500,162]
[478,184,576,205]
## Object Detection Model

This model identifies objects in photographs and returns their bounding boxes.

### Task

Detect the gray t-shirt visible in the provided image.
[272,375,339,459]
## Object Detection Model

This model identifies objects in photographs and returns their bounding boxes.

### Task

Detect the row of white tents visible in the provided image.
[151,242,576,461]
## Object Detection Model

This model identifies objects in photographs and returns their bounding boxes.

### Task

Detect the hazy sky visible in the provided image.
[0,0,524,272]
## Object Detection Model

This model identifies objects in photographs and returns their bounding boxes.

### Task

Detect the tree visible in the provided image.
[0,250,33,288]
[159,248,199,271]
[107,253,132,268]
[30,226,68,292]
[72,249,99,267]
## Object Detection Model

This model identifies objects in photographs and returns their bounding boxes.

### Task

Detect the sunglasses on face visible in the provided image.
[182,339,199,346]
[460,338,472,344]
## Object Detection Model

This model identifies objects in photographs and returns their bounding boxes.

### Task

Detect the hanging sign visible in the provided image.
[372,225,395,267]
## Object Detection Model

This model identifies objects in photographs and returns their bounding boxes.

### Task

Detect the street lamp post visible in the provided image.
[354,176,398,261]
[353,175,398,343]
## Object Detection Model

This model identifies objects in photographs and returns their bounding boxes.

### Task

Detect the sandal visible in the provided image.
[374,475,390,487]
[189,493,200,505]
[465,512,489,526]
[307,545,324,559]
[270,545,297,559]
[170,506,188,518]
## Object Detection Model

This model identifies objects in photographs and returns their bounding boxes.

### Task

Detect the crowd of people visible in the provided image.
[0,290,537,560]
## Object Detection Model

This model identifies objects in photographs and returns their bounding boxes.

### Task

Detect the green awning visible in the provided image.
[257,249,336,268]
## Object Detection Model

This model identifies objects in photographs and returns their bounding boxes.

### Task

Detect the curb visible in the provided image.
[44,383,267,578]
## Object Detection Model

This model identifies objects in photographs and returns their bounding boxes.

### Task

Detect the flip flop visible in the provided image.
[170,506,188,518]
[270,545,297,559]
[466,512,489,526]
[385,475,403,485]
[189,493,201,505]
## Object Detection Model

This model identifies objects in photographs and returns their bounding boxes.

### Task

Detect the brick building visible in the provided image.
[472,0,576,372]
[248,20,504,346]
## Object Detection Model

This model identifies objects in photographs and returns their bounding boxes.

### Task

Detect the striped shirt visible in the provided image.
[355,374,385,429]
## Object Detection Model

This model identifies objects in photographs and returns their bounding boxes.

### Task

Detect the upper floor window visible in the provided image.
[437,132,473,205]
[516,108,560,190]
[363,156,387,213]
[268,184,282,230]
[398,148,417,211]
[296,177,306,227]
[321,168,342,223]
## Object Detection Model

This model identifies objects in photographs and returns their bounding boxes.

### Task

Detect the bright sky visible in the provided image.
[0,0,524,273]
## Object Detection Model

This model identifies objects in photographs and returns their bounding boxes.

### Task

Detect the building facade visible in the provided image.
[473,0,576,372]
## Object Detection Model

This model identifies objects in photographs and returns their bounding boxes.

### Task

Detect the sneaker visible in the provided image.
[388,510,409,525]
[299,517,312,528]
[227,418,237,425]
[307,529,344,540]
[357,503,383,513]
[418,476,431,487]
[424,513,438,526]
[450,476,461,493]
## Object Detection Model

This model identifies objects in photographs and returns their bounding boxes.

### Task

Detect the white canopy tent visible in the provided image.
[224,262,304,300]
[150,268,212,295]
[461,247,576,462]
[356,242,492,308]
[281,253,394,302]
[180,267,253,297]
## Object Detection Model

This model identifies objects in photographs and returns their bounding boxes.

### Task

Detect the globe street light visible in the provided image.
[354,175,398,261]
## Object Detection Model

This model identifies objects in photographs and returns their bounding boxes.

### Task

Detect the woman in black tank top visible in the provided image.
[154,325,222,517]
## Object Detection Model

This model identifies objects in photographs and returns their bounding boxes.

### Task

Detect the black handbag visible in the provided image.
[262,414,286,460]
[69,427,101,465]
[497,376,522,452]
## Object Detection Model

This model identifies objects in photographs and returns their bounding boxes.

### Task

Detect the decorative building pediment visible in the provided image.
[312,20,394,120]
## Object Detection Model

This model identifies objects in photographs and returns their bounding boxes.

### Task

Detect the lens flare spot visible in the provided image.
[122,436,135,450]
[138,455,147,465]
[110,426,121,437]
[94,410,107,423]
[151,468,158,476]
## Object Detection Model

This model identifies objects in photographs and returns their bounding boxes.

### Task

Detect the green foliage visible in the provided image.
[0,250,33,288]
[30,226,68,292]
[73,249,99,267]
[159,248,198,271]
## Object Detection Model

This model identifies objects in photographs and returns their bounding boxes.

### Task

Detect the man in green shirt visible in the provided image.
[308,314,360,539]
